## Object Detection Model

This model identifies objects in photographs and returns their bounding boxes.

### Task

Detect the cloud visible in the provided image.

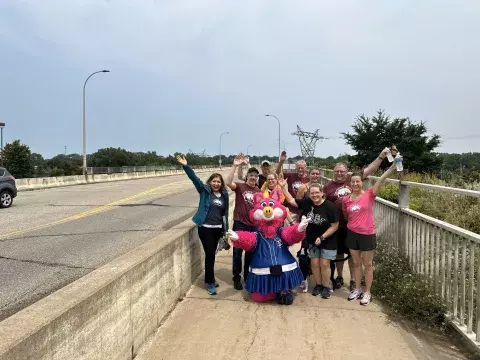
[0,0,479,157]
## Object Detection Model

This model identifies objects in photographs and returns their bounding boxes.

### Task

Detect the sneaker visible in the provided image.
[214,281,219,288]
[301,280,309,293]
[348,289,362,301]
[360,292,372,306]
[207,283,217,295]
[334,276,344,290]
[233,279,243,290]
[349,280,356,292]
[321,286,331,299]
[312,284,323,296]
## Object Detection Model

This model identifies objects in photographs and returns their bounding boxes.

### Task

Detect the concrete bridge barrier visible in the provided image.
[0,217,205,359]
[15,168,220,192]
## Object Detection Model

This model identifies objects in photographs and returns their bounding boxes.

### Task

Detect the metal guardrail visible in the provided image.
[319,168,480,345]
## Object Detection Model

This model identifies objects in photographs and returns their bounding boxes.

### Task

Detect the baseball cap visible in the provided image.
[247,167,260,174]
[261,160,271,166]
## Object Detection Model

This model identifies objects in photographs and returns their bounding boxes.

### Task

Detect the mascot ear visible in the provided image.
[270,188,282,201]
[253,192,266,204]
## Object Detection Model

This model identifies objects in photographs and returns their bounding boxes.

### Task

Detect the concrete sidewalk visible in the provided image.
[136,244,467,360]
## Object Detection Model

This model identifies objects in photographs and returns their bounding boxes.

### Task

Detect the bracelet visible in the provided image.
[378,156,385,161]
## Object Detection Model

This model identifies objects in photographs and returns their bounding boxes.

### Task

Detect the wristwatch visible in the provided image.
[319,236,325,242]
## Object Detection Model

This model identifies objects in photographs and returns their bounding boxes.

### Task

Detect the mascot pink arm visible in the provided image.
[229,231,256,252]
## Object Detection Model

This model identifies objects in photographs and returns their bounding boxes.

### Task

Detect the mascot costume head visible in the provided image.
[228,188,309,305]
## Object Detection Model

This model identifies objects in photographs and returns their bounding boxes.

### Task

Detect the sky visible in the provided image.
[0,0,479,159]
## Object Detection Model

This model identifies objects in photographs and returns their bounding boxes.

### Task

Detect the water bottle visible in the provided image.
[395,153,403,172]
[386,148,394,162]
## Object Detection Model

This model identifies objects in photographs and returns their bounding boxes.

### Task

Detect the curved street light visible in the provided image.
[219,132,229,169]
[265,114,281,160]
[83,69,110,175]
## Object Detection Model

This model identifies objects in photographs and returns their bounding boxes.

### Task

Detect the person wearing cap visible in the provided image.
[226,154,262,290]
[238,158,272,188]
[259,160,272,188]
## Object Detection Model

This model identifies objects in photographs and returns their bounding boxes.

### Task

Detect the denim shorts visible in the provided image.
[307,246,337,260]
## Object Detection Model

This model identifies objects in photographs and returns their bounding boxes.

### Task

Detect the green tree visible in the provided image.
[31,153,48,177]
[3,140,34,178]
[46,154,82,176]
[88,147,135,167]
[342,110,442,173]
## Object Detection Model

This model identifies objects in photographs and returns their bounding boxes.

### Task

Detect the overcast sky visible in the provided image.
[0,0,478,159]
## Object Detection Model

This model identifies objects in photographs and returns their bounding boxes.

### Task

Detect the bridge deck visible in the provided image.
[136,243,466,360]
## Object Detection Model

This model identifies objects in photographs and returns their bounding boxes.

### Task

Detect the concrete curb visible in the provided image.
[15,168,220,192]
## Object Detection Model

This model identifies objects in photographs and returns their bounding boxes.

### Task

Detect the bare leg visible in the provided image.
[349,250,362,291]
[320,258,331,288]
[362,251,374,293]
[310,258,322,285]
[335,253,345,277]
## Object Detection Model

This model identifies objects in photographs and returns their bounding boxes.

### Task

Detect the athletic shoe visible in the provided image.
[233,279,243,290]
[334,276,344,289]
[348,289,362,301]
[321,286,331,299]
[360,292,372,306]
[207,283,217,295]
[312,284,323,296]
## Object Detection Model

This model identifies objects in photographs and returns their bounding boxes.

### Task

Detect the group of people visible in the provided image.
[177,145,400,306]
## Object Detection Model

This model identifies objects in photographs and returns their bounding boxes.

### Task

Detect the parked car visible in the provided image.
[0,167,17,208]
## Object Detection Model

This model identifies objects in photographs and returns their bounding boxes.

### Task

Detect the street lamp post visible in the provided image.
[0,122,5,166]
[82,70,110,175]
[219,132,229,169]
[265,114,281,160]
[246,144,252,156]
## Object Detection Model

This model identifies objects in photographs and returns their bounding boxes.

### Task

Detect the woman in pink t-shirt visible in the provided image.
[342,163,398,305]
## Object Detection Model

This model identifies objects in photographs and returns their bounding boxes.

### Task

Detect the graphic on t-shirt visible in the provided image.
[243,191,255,205]
[293,181,303,191]
[213,198,223,207]
[306,208,328,226]
[351,204,361,212]
[335,186,352,198]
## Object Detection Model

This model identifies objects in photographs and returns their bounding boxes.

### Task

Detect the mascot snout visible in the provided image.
[263,207,273,217]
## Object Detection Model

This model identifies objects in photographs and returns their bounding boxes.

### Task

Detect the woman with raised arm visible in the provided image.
[295,168,321,200]
[343,162,399,306]
[279,178,339,299]
[176,155,229,295]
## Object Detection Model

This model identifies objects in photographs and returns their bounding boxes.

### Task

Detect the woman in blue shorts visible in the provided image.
[280,181,339,299]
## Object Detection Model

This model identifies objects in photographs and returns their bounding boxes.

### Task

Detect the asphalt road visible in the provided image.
[0,172,222,321]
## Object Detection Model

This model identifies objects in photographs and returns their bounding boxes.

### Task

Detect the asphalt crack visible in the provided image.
[246,305,261,360]
[0,255,94,270]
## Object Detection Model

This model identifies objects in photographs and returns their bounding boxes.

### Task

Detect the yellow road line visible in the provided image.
[0,180,188,240]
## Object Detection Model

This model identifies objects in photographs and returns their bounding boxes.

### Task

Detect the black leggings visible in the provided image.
[198,226,223,284]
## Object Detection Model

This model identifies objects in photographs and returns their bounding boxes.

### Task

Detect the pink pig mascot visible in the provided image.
[228,189,310,305]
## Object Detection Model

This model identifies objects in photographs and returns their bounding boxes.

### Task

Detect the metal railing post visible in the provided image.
[398,181,410,253]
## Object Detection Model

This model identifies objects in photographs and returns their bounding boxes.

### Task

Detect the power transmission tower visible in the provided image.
[188,149,208,157]
[291,125,331,165]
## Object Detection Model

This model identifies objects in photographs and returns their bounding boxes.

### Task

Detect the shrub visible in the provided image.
[375,172,480,234]
[372,240,447,328]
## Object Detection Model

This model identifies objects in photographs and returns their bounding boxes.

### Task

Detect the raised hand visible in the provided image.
[381,147,390,158]
[227,229,239,241]
[176,155,187,166]
[233,154,245,166]
[298,215,310,232]
[280,151,287,162]
[278,178,287,188]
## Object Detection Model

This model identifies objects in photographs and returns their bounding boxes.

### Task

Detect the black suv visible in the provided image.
[0,167,17,208]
